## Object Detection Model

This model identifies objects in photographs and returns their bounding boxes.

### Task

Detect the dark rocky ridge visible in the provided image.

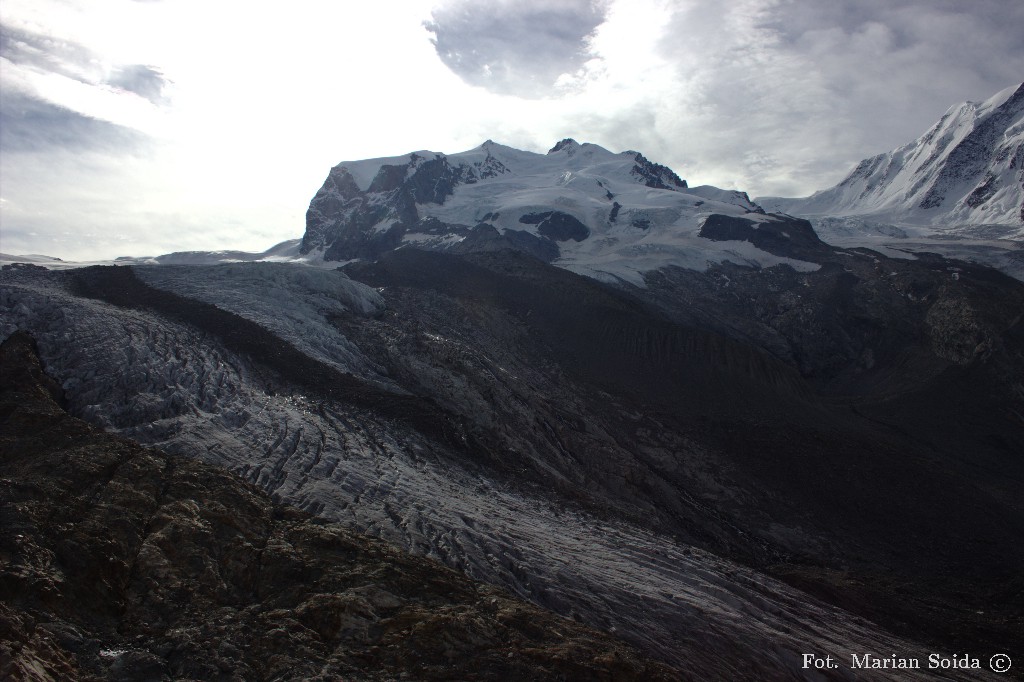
[453,224,560,262]
[547,139,688,191]
[548,138,578,154]
[628,152,688,190]
[698,213,831,262]
[0,330,679,681]
[518,211,591,242]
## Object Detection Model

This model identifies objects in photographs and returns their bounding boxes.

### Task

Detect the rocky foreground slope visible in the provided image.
[0,330,679,681]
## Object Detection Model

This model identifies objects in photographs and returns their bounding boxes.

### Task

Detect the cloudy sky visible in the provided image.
[2,0,1022,260]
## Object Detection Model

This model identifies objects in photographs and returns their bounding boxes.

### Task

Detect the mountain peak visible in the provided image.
[548,138,579,154]
[758,81,1024,231]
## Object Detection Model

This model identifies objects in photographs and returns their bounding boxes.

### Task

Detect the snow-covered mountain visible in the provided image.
[760,82,1024,231]
[303,138,818,285]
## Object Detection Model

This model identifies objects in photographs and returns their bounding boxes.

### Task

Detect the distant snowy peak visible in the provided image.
[759,82,1024,228]
[302,140,813,285]
[548,138,579,154]
[545,138,688,190]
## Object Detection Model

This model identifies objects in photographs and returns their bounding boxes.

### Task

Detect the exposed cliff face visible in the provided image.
[698,213,830,262]
[0,331,679,682]
[300,143,517,259]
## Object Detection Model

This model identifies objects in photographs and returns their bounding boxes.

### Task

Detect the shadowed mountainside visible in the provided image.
[339,248,1024,655]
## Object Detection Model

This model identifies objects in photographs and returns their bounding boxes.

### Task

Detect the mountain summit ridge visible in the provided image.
[302,139,802,286]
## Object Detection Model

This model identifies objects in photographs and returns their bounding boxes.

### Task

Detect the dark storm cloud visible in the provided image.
[425,0,607,98]
[0,91,147,153]
[108,64,169,104]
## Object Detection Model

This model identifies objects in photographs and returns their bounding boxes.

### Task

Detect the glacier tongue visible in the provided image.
[0,262,956,678]
[133,263,390,386]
